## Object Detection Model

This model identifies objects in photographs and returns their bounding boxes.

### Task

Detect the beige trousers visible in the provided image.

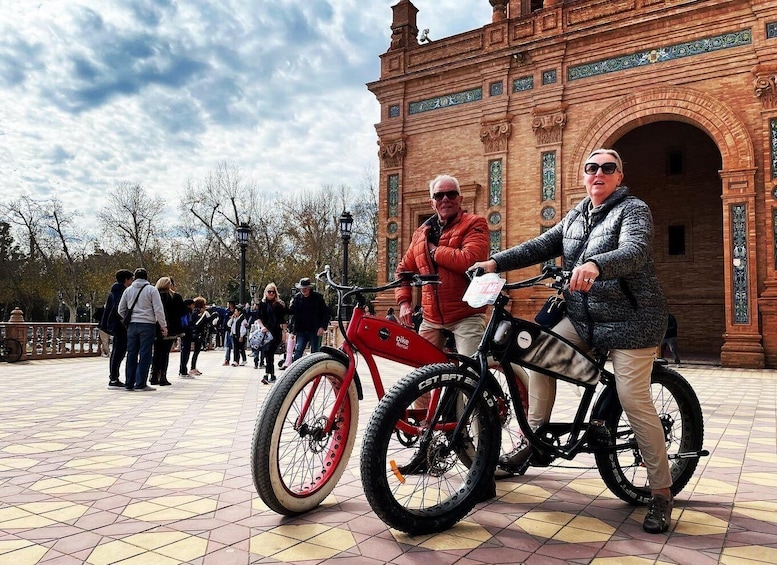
[528,317,672,490]
[418,314,486,357]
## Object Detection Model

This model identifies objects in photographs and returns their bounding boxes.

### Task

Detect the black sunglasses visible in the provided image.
[432,190,460,201]
[266,290,276,294]
[584,162,619,175]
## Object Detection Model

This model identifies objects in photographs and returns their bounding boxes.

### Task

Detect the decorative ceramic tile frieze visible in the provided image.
[489,159,503,206]
[387,238,398,281]
[490,230,501,255]
[408,87,482,115]
[768,22,777,39]
[773,208,777,270]
[542,151,556,201]
[568,29,752,81]
[771,119,777,179]
[542,69,557,85]
[389,104,400,118]
[513,75,534,92]
[490,81,504,96]
[388,174,399,218]
[732,203,749,324]
[489,211,502,225]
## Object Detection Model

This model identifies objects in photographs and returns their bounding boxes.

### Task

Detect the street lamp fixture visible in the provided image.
[236,222,251,306]
[339,211,353,286]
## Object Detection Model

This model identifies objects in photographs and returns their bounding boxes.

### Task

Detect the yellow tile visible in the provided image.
[305,528,356,552]
[86,540,145,565]
[0,544,49,565]
[389,530,434,546]
[554,525,612,543]
[3,442,69,454]
[677,509,729,528]
[92,441,153,452]
[746,452,777,463]
[500,483,553,504]
[123,501,168,519]
[31,474,115,494]
[567,478,610,497]
[524,510,575,526]
[734,501,777,523]
[107,552,180,565]
[591,558,664,564]
[741,472,777,487]
[420,532,483,550]
[722,546,777,563]
[65,455,136,470]
[273,542,339,562]
[123,532,191,550]
[145,470,224,488]
[273,523,331,541]
[690,477,737,495]
[154,536,208,562]
[249,532,298,556]
[515,516,564,539]
[0,457,39,471]
[567,515,616,534]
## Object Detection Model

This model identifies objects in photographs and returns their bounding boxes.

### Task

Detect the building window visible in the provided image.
[667,148,684,175]
[667,225,686,255]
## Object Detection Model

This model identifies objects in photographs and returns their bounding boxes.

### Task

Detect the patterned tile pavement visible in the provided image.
[0,352,776,564]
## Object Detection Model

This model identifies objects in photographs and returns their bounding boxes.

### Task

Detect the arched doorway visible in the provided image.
[566,86,763,367]
[613,122,724,362]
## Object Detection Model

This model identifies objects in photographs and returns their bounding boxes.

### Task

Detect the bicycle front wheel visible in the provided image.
[595,363,704,505]
[251,352,359,515]
[360,363,500,535]
[1,338,23,363]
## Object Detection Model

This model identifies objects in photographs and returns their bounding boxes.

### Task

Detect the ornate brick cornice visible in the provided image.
[532,105,567,146]
[480,120,512,153]
[753,66,777,109]
[378,138,406,169]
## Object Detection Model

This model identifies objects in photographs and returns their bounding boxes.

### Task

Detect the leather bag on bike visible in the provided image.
[535,294,566,328]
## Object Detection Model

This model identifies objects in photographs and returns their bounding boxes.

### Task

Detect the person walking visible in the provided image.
[255,283,287,384]
[180,296,211,377]
[471,148,674,534]
[118,268,168,391]
[99,269,134,389]
[289,278,330,361]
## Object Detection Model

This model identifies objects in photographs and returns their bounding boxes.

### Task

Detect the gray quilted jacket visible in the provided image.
[492,187,667,350]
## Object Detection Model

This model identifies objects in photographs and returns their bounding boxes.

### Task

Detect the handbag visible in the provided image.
[122,287,144,328]
[535,294,566,328]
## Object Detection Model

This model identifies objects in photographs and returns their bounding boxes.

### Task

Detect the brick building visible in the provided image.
[368,0,777,368]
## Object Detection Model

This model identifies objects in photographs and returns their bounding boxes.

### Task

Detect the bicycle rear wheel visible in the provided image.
[360,363,500,535]
[595,363,704,505]
[1,338,23,363]
[251,352,359,515]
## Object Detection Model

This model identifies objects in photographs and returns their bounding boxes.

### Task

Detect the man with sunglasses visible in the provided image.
[395,174,489,360]
[471,149,673,534]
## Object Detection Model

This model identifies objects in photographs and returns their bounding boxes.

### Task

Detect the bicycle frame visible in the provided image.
[300,268,449,436]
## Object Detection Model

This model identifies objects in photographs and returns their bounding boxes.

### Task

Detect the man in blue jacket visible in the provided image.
[99,269,134,389]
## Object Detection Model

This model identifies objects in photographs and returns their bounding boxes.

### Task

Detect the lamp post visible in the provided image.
[339,211,353,286]
[236,222,251,306]
[338,211,354,320]
[250,283,257,304]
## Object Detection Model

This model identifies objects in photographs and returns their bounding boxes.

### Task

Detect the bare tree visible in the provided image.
[97,182,166,266]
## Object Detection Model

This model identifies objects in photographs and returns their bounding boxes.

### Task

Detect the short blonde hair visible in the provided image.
[587,148,624,173]
[428,174,460,198]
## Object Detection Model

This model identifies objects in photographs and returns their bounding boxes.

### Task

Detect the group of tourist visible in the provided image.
[98,268,211,391]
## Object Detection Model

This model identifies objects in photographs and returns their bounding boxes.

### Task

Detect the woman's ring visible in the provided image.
[585,278,593,283]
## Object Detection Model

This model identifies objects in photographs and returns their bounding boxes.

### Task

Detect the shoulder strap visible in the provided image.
[129,285,145,310]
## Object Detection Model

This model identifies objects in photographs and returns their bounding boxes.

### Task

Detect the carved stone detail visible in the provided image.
[532,106,567,145]
[480,121,512,153]
[754,72,777,109]
[379,138,407,168]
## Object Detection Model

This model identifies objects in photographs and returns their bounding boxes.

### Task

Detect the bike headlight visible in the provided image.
[492,320,512,347]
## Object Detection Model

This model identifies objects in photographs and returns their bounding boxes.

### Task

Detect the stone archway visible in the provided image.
[566,86,763,367]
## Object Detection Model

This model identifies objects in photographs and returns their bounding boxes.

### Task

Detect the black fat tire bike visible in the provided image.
[360,266,706,535]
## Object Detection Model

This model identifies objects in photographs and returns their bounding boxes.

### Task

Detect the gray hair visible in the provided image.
[587,148,624,173]
[428,174,460,198]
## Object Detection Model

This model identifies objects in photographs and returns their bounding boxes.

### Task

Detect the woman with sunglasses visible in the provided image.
[255,283,287,384]
[470,148,673,534]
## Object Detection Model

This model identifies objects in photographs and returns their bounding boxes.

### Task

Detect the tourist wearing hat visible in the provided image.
[288,278,330,361]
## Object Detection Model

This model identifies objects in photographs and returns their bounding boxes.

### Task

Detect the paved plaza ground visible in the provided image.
[0,351,776,564]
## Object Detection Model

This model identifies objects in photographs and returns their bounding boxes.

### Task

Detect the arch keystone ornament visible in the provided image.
[569,86,764,368]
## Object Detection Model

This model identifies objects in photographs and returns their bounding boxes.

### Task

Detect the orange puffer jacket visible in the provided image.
[395,210,489,325]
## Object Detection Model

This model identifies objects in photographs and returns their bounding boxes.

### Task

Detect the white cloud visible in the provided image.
[0,0,493,232]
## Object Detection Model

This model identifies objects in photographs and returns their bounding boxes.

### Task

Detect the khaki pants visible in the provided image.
[528,317,672,490]
[418,314,486,357]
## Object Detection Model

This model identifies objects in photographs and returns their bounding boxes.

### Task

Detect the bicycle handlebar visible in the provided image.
[315,265,439,298]
[466,264,570,292]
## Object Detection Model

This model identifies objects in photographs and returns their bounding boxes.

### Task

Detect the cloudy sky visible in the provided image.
[0,0,493,231]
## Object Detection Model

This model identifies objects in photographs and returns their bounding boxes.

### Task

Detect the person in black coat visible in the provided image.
[99,269,134,388]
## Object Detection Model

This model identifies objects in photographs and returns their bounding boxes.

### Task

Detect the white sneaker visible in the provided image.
[239,360,247,366]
